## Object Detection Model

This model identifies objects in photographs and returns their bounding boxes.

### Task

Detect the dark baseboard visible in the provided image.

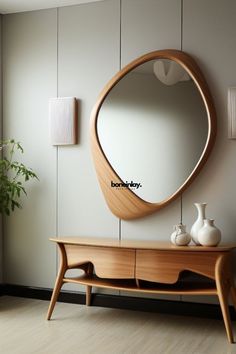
[3,284,86,304]
[1,283,236,320]
[0,283,5,296]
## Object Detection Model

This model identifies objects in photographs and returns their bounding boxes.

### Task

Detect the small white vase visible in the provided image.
[198,219,221,247]
[190,203,207,245]
[171,224,191,246]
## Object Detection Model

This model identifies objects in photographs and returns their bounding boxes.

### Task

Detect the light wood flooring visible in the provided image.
[0,296,236,354]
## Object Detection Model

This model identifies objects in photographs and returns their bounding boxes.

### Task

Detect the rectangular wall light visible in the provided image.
[228,87,236,139]
[49,97,77,145]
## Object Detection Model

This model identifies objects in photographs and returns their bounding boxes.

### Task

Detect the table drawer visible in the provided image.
[65,244,135,279]
[136,250,218,283]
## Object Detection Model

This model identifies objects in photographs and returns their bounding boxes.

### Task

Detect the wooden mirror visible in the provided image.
[90,50,216,220]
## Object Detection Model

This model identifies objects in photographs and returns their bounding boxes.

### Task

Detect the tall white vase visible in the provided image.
[198,219,221,246]
[190,203,207,245]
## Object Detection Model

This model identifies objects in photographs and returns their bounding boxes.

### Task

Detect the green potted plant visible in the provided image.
[0,139,38,215]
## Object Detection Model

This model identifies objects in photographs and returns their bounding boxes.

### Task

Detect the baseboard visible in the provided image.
[3,284,85,304]
[1,283,236,320]
[0,283,5,296]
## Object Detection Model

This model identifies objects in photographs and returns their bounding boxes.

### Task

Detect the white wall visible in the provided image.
[2,0,236,305]
[2,9,58,287]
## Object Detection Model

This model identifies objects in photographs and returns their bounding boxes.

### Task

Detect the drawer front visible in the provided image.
[65,245,135,279]
[136,250,219,283]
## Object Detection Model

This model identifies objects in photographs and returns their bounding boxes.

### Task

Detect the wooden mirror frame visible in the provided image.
[90,49,217,220]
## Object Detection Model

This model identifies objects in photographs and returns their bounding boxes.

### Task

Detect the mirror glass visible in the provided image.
[97,59,208,203]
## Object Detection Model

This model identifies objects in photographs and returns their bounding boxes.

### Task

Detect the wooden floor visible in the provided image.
[1,296,236,354]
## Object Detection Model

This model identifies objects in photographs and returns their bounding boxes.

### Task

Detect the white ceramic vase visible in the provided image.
[190,203,207,245]
[198,219,221,247]
[171,224,191,246]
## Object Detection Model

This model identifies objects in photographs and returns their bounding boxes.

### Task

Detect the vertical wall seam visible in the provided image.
[180,0,183,225]
[0,15,3,283]
[55,8,59,275]
[180,195,183,224]
[119,0,122,71]
[0,15,2,140]
[57,8,59,98]
[119,0,122,243]
[118,0,122,243]
[180,0,184,302]
[180,0,183,51]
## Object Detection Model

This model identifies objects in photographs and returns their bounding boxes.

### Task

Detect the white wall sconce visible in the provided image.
[228,87,236,139]
[49,97,77,145]
[153,60,190,86]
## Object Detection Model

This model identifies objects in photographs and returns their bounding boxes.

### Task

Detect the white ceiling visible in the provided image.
[0,0,104,14]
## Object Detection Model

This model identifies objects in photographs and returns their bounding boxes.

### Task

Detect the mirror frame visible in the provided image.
[90,50,217,220]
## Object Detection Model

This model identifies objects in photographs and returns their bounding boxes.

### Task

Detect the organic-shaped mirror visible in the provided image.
[90,50,216,220]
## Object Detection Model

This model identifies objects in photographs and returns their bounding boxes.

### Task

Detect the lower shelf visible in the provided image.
[63,274,217,296]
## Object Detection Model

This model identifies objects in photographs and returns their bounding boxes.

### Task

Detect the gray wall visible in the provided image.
[2,0,236,304]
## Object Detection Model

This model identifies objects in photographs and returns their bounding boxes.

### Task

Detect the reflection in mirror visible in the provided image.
[97,59,208,203]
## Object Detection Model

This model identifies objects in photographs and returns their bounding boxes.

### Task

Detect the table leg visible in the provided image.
[85,263,93,306]
[230,286,236,311]
[47,244,67,320]
[215,254,234,343]
[86,286,92,306]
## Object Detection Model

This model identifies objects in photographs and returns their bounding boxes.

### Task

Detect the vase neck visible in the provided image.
[204,219,214,227]
[195,203,206,219]
[177,224,186,233]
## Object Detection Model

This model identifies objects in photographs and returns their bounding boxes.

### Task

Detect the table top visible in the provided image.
[50,236,236,252]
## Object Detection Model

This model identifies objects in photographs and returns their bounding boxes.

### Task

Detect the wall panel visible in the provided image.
[57,0,120,239]
[182,0,236,303]
[2,10,57,287]
[58,0,120,292]
[121,0,182,245]
[182,0,236,241]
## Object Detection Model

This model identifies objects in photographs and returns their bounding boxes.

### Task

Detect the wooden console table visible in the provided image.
[47,237,236,343]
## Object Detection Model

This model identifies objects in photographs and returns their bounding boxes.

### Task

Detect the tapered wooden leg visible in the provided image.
[86,286,92,306]
[217,283,233,343]
[230,287,236,312]
[47,244,67,320]
[215,254,234,343]
[85,262,93,306]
